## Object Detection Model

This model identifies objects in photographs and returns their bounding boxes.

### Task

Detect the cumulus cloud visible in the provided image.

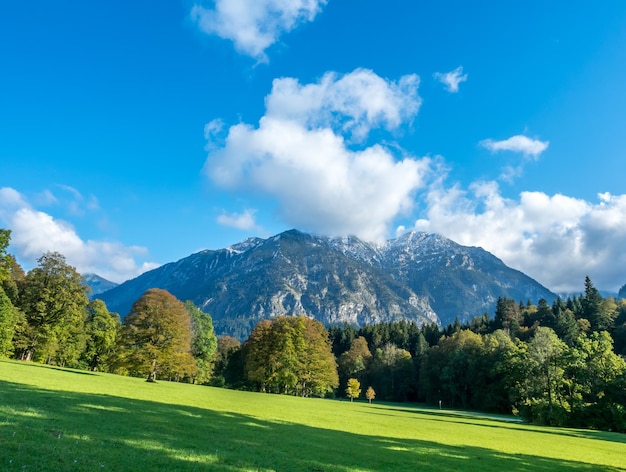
[265,69,421,141]
[217,209,259,230]
[480,134,549,158]
[434,66,468,93]
[204,68,429,243]
[412,181,626,293]
[191,0,327,61]
[0,187,158,283]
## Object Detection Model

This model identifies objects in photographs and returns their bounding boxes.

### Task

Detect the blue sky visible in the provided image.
[1,1,626,293]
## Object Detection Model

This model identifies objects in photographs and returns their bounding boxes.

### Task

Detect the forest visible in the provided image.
[1,228,626,432]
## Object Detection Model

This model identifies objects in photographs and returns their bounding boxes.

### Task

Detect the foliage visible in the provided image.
[337,336,371,390]
[244,316,338,397]
[14,252,90,362]
[210,335,244,388]
[116,289,196,382]
[184,301,218,384]
[368,343,416,401]
[345,377,361,401]
[365,386,376,403]
[81,299,120,371]
[0,287,20,357]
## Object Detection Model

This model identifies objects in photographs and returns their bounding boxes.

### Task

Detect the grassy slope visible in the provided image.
[1,360,625,471]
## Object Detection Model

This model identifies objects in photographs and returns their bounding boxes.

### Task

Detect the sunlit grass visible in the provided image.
[1,358,625,471]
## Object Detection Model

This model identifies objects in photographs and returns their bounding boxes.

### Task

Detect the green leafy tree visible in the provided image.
[245,316,338,397]
[566,331,626,429]
[338,336,372,389]
[346,378,361,401]
[185,301,218,384]
[420,330,485,409]
[0,254,25,306]
[245,320,274,391]
[0,229,11,283]
[365,386,376,403]
[82,299,120,371]
[515,327,568,425]
[298,316,339,397]
[117,289,196,382]
[0,230,25,357]
[15,252,89,362]
[475,330,517,413]
[371,343,415,401]
[0,287,20,357]
[211,335,242,387]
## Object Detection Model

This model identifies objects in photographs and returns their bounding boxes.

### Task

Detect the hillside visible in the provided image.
[97,229,556,339]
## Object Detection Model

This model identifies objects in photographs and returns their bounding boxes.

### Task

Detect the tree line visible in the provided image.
[211,277,626,431]
[2,228,626,431]
[0,230,218,382]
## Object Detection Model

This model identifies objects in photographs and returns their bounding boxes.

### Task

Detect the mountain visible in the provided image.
[97,229,556,339]
[83,273,119,297]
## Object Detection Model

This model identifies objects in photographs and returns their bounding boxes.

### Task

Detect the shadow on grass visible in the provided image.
[18,362,98,376]
[0,380,622,472]
[368,404,626,446]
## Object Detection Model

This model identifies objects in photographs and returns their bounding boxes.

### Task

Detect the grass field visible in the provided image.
[1,360,625,471]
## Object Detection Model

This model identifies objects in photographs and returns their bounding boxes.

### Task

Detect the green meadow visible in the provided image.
[1,360,625,471]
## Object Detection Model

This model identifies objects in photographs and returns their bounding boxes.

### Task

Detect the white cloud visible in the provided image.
[217,209,258,230]
[0,187,158,283]
[480,134,549,158]
[434,66,468,93]
[412,180,626,293]
[204,68,429,243]
[191,0,327,61]
[265,69,421,141]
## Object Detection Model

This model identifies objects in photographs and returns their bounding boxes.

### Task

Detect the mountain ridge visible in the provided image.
[96,229,557,339]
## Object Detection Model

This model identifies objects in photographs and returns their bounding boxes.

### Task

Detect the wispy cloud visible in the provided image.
[0,187,158,283]
[191,0,327,62]
[480,134,549,158]
[204,68,429,243]
[412,181,626,293]
[433,66,468,93]
[217,209,259,230]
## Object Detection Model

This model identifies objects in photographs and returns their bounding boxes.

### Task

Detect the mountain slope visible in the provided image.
[97,229,556,339]
[83,273,119,297]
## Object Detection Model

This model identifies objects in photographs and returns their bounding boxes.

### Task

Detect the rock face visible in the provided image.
[97,229,556,339]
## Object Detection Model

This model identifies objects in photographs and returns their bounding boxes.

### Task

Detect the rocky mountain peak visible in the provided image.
[96,229,556,340]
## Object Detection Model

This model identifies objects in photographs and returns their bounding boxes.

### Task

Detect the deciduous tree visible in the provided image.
[0,287,19,357]
[15,252,89,362]
[185,301,218,384]
[82,299,120,371]
[346,378,361,401]
[244,316,338,397]
[117,289,195,382]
